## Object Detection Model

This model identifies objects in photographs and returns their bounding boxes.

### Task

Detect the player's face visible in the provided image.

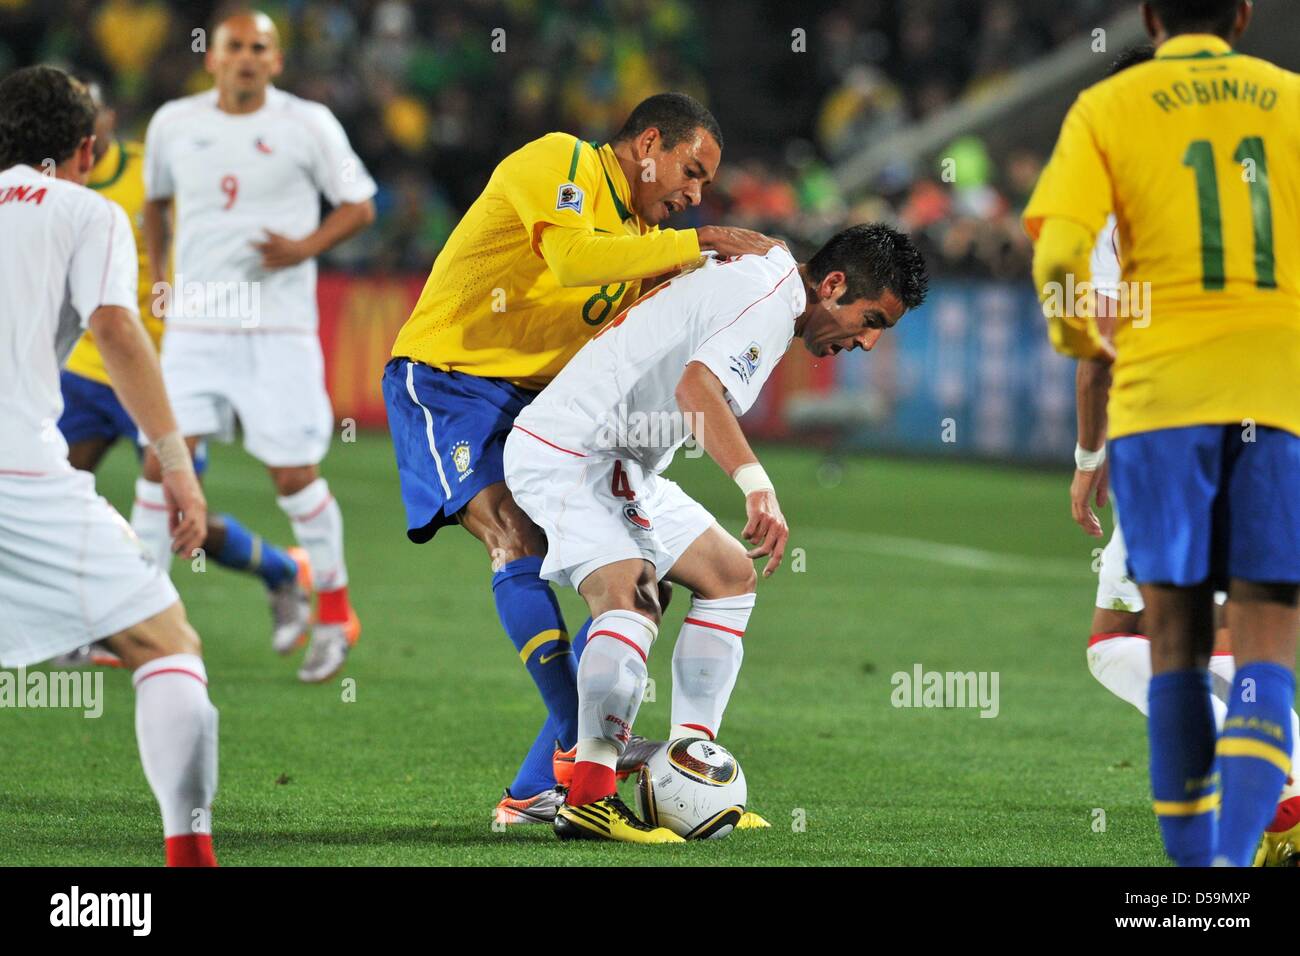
[633,128,720,225]
[801,275,904,358]
[207,15,283,98]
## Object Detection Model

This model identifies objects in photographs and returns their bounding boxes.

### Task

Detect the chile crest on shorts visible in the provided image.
[623,501,652,531]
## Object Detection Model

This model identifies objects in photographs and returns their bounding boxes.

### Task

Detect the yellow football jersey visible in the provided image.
[1024,34,1300,439]
[391,132,702,391]
[64,139,163,385]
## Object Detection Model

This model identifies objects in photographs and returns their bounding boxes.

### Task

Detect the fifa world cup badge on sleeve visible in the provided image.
[556,182,584,214]
[729,343,761,385]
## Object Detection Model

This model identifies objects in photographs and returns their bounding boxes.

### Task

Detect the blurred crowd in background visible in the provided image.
[0,0,1128,277]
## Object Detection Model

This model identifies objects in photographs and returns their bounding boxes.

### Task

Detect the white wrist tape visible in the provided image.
[733,462,774,497]
[1074,442,1106,472]
[153,430,193,474]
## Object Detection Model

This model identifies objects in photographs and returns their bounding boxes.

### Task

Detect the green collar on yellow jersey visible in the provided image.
[89,138,129,191]
[584,140,634,223]
[1156,34,1238,60]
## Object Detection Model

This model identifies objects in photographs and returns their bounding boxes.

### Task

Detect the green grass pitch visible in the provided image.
[0,433,1168,865]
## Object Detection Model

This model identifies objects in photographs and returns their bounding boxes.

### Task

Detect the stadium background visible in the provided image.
[11,0,1298,460]
[5,1,1300,867]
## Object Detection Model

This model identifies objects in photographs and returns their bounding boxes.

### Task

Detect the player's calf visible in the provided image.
[104,601,219,867]
[663,526,756,741]
[272,465,359,683]
[569,561,661,807]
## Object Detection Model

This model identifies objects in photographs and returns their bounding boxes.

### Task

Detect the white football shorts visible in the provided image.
[503,428,715,591]
[1096,515,1144,613]
[1095,509,1227,614]
[160,329,334,466]
[0,469,179,667]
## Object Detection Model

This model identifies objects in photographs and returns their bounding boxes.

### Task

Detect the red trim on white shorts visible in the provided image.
[512,425,587,458]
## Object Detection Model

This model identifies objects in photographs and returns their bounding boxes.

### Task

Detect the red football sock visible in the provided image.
[166,834,218,867]
[566,761,616,807]
[317,586,350,625]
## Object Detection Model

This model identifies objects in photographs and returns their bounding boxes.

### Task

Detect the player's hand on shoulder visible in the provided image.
[742,489,789,577]
[162,468,207,557]
[697,226,787,259]
[252,230,313,270]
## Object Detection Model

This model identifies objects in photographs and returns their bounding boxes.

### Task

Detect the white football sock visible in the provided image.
[670,593,753,741]
[277,478,348,594]
[133,654,218,838]
[130,478,174,574]
[1087,633,1227,727]
[577,609,656,752]
[1090,635,1300,769]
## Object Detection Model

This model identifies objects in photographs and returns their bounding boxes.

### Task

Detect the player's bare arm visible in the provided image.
[675,360,788,576]
[1071,353,1111,538]
[253,198,376,270]
[142,197,172,317]
[89,304,206,556]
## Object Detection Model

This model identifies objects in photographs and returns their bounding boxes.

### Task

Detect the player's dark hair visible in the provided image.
[0,66,96,170]
[1148,0,1242,38]
[612,92,724,151]
[1108,43,1156,77]
[808,223,929,311]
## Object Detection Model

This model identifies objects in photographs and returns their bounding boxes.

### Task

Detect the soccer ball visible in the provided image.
[635,738,746,839]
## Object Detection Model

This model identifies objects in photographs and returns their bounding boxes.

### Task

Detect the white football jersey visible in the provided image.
[1089,213,1121,298]
[515,245,805,474]
[0,164,139,474]
[144,87,376,332]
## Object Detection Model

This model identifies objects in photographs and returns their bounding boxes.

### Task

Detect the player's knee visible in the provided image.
[108,602,203,669]
[707,553,756,599]
[270,465,317,498]
[462,489,546,564]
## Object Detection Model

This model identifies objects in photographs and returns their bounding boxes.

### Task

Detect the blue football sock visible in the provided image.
[213,514,297,589]
[1217,662,1296,866]
[572,616,592,663]
[511,716,564,799]
[493,557,578,797]
[1148,670,1219,866]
